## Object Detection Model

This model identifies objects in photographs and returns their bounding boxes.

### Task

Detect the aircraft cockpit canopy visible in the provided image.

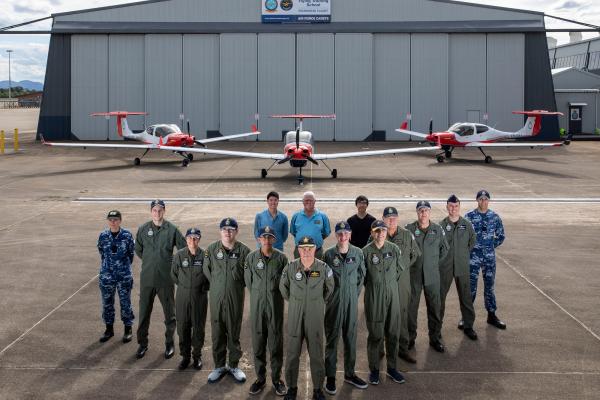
[285,131,312,145]
[149,124,181,137]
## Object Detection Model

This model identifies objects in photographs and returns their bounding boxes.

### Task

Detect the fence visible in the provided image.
[0,99,41,109]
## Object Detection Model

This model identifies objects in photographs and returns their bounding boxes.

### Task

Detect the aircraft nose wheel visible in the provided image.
[444,150,452,159]
[436,155,445,163]
[187,154,194,161]
[261,169,267,179]
[134,157,141,166]
[182,158,190,167]
[331,169,337,179]
[484,155,493,164]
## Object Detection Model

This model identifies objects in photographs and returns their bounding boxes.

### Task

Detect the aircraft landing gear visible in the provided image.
[436,155,445,163]
[187,153,193,161]
[331,169,337,179]
[182,158,190,167]
[478,147,493,164]
[445,149,453,159]
[134,149,151,166]
[261,169,267,179]
[297,167,305,185]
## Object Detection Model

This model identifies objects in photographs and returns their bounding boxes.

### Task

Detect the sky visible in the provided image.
[0,0,598,83]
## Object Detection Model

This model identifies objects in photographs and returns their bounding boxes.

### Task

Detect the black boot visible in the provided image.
[122,325,133,343]
[99,324,114,343]
[487,312,506,329]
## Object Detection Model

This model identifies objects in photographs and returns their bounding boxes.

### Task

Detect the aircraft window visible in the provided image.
[476,125,489,134]
[146,127,153,135]
[154,126,178,137]
[450,125,474,136]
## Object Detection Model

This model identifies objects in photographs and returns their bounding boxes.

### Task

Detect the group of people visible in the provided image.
[96,190,505,400]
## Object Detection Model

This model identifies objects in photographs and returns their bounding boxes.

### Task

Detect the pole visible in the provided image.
[6,50,13,100]
[14,128,19,152]
[0,130,4,154]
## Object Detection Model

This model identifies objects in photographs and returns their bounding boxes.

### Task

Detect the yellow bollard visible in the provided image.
[14,128,19,152]
[1,130,4,154]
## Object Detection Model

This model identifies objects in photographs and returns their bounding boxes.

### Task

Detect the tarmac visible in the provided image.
[0,112,599,399]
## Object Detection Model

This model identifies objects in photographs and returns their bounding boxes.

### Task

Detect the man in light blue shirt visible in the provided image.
[290,191,331,260]
[254,191,289,251]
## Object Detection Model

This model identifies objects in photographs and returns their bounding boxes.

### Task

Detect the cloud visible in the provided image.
[557,1,583,10]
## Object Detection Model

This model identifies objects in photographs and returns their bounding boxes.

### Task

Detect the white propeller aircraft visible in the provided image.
[395,110,570,163]
[42,111,260,166]
[157,114,439,184]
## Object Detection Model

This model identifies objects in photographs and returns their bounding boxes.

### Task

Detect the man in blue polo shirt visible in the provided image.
[290,191,331,260]
[254,191,289,251]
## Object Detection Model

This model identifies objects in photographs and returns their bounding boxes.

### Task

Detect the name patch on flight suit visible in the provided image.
[314,220,321,225]
[383,252,393,259]
[193,260,203,267]
[345,257,355,264]
[309,271,321,278]
[229,252,240,259]
[458,224,466,230]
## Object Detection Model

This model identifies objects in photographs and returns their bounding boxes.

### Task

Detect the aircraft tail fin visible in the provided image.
[512,110,563,137]
[91,111,147,137]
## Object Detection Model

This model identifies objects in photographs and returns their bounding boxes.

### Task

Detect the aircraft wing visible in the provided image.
[42,137,157,149]
[464,142,564,148]
[195,130,260,145]
[158,144,285,160]
[312,145,439,160]
[395,128,430,139]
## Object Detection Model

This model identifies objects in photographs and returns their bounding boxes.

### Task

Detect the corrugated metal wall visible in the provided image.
[410,34,449,134]
[487,34,524,131]
[183,35,219,140]
[296,34,335,141]
[68,32,528,140]
[373,34,411,141]
[258,34,296,141]
[71,35,108,140]
[108,35,145,139]
[219,34,257,140]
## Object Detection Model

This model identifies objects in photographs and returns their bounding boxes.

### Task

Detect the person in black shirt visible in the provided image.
[346,195,376,248]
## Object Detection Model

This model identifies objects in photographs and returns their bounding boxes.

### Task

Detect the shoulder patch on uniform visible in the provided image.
[326,267,333,278]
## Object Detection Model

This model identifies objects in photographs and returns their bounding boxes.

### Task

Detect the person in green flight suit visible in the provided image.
[362,220,406,386]
[405,201,449,353]
[244,226,289,397]
[134,199,186,360]
[280,236,334,400]
[322,221,368,395]
[171,227,209,371]
[203,218,251,384]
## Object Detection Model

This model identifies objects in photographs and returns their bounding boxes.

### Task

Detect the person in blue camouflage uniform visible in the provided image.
[97,210,135,343]
[465,190,507,329]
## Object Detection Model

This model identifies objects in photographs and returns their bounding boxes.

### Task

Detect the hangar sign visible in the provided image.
[262,0,331,23]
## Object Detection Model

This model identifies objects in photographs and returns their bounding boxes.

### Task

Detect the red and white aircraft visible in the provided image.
[157,114,439,183]
[42,111,260,166]
[395,110,569,163]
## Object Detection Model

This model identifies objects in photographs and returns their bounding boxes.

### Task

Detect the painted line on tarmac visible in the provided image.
[499,254,600,343]
[0,274,99,358]
[1,366,599,376]
[74,197,600,204]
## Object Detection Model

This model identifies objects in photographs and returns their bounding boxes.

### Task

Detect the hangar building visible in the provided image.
[38,0,558,142]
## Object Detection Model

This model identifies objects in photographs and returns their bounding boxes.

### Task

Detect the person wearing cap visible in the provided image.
[280,235,334,400]
[322,221,367,394]
[405,201,449,353]
[171,228,209,371]
[203,218,251,384]
[254,191,289,251]
[134,200,186,359]
[465,190,507,329]
[290,191,331,260]
[244,226,289,396]
[97,210,135,344]
[380,206,421,364]
[346,195,376,249]
[362,220,406,386]
[438,195,478,340]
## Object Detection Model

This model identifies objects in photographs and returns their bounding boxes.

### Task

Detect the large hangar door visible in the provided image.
[297,34,335,141]
[373,34,410,141]
[183,35,219,140]
[411,34,449,135]
[449,34,486,124]
[487,34,524,131]
[220,34,258,140]
[71,35,108,140]
[145,35,183,127]
[108,35,145,140]
[335,34,373,141]
[258,34,296,141]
